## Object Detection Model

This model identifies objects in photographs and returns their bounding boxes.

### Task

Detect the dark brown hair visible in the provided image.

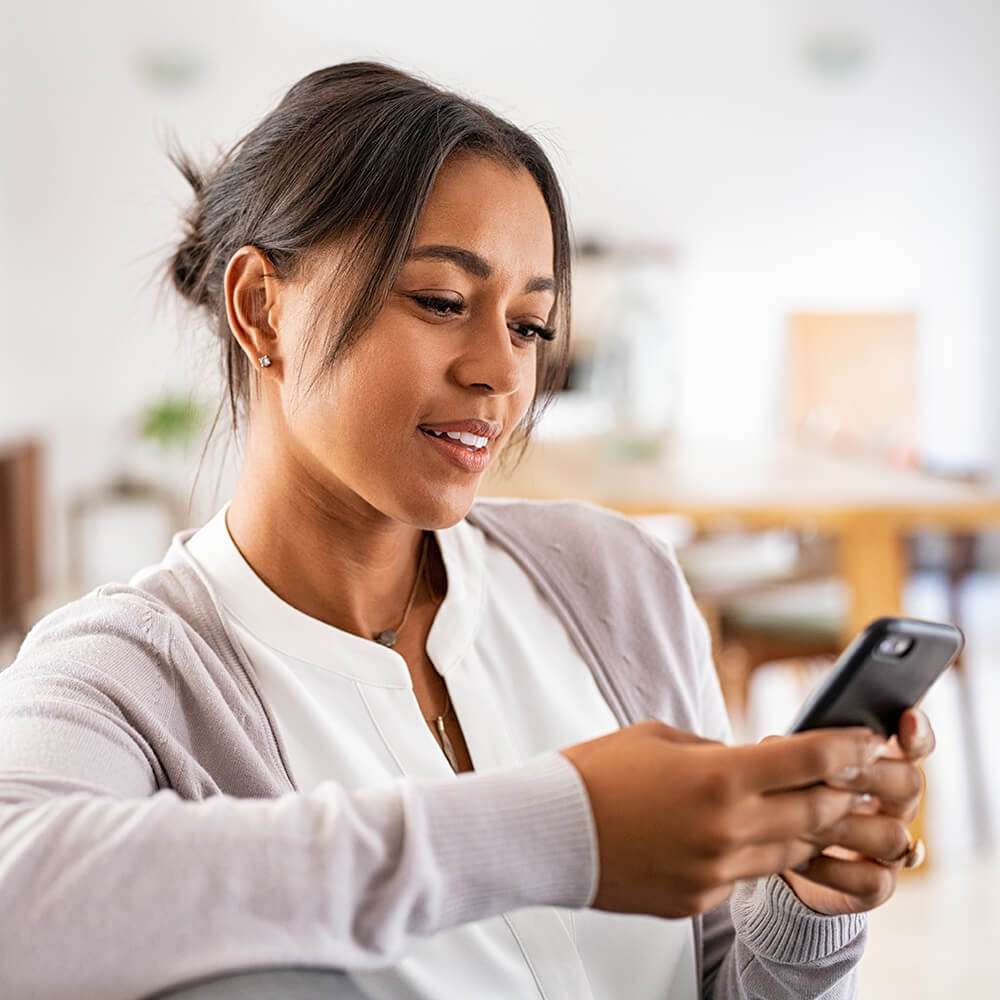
[163,60,573,502]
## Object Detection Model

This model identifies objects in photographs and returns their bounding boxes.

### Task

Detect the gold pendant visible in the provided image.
[436,716,460,772]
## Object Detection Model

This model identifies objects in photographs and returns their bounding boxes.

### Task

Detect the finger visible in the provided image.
[801,813,913,865]
[824,757,925,808]
[724,837,823,882]
[879,736,906,761]
[748,784,861,843]
[897,708,936,759]
[786,851,897,909]
[737,728,887,794]
[876,795,921,824]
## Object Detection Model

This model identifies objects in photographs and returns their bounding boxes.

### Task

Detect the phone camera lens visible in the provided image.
[878,636,914,657]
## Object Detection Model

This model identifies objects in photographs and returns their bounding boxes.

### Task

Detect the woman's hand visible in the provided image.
[775,706,936,915]
[559,719,887,920]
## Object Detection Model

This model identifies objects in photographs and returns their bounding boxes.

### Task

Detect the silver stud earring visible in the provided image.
[258,355,272,368]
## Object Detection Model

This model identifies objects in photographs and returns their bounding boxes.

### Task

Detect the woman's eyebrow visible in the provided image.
[406,244,556,295]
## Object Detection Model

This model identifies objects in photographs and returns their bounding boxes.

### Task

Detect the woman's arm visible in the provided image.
[701,870,865,999]
[0,616,597,1000]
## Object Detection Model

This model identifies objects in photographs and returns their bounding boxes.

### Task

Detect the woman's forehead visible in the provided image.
[423,156,547,223]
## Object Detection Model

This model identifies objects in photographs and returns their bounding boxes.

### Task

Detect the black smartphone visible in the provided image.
[785,616,964,738]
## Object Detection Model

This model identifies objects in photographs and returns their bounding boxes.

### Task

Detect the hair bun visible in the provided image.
[171,230,208,306]
[167,145,212,308]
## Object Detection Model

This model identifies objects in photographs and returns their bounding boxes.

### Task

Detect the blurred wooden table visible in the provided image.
[481,431,1000,868]
[482,432,1000,641]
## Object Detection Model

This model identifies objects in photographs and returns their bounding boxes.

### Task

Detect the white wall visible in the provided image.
[3,0,1000,595]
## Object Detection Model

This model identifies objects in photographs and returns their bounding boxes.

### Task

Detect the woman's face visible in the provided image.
[267,152,557,530]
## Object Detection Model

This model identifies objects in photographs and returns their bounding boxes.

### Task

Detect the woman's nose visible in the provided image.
[453,319,523,396]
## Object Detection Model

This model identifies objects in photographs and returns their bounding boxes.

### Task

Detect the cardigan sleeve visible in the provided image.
[0,607,598,1000]
[680,566,868,999]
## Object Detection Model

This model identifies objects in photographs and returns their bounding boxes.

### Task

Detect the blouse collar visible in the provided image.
[179,499,486,688]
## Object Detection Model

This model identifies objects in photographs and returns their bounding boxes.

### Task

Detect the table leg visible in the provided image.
[836,517,906,639]
[836,518,929,875]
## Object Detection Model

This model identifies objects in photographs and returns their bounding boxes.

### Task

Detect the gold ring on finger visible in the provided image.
[897,831,926,870]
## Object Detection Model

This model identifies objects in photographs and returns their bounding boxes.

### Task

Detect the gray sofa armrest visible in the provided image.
[146,967,368,999]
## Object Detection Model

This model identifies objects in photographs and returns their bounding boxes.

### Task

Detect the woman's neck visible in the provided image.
[225,474,439,641]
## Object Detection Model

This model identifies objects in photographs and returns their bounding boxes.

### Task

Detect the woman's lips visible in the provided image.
[418,427,491,473]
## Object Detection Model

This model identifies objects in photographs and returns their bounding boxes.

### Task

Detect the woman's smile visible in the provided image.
[417,425,492,472]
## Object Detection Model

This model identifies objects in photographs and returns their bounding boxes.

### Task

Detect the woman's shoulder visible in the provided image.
[0,585,186,781]
[468,496,711,731]
[1,572,286,798]
[467,496,682,563]
[15,582,174,656]
[4,552,247,703]
[466,497,689,603]
[2,582,180,694]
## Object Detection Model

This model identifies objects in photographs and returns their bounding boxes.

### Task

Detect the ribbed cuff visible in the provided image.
[418,749,600,927]
[730,873,868,964]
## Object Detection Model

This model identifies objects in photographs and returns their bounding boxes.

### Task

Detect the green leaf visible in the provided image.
[137,394,208,451]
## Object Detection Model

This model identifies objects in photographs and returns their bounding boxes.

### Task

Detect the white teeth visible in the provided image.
[423,428,489,449]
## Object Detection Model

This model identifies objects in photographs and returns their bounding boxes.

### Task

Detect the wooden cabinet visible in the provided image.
[0,437,42,645]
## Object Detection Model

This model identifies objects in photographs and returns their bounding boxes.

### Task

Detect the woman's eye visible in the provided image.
[412,294,464,317]
[411,294,556,343]
[512,322,558,343]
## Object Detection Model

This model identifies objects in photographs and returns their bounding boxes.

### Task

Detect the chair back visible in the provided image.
[786,311,918,465]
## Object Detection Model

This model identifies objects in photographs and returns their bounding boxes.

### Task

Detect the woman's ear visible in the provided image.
[223,245,281,368]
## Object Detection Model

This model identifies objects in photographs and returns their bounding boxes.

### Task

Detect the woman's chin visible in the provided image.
[391,481,478,530]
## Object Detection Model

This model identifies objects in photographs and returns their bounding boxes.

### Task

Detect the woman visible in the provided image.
[0,62,935,1000]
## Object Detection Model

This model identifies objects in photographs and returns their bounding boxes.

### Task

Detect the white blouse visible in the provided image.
[183,500,698,1000]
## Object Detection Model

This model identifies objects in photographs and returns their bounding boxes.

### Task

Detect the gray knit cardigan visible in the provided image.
[0,497,866,999]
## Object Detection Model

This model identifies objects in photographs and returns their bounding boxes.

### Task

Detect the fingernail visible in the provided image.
[914,713,929,742]
[866,740,889,763]
[854,793,874,809]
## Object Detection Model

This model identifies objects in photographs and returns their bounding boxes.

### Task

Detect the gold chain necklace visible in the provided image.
[372,532,428,649]
[371,533,459,771]
[427,688,458,772]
